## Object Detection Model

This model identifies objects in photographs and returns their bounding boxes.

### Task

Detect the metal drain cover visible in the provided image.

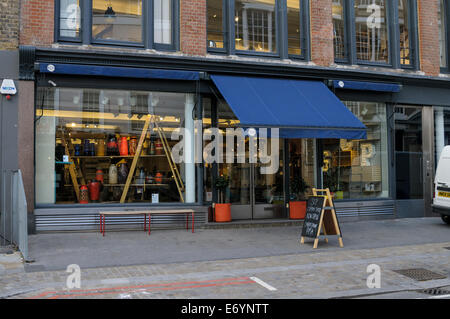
[393,268,447,281]
[421,288,450,296]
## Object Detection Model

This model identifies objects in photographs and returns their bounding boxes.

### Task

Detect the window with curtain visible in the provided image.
[153,0,173,45]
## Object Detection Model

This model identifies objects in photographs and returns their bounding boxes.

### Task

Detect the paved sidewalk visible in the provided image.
[2,241,450,299]
[0,217,449,299]
[24,217,450,271]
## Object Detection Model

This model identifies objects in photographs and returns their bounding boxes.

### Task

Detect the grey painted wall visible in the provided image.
[0,50,19,242]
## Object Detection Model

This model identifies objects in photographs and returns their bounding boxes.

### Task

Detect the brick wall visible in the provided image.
[180,0,207,56]
[417,0,441,76]
[0,0,20,50]
[20,0,54,46]
[310,0,334,67]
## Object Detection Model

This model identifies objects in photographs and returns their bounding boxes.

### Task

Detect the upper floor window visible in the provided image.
[207,0,309,59]
[56,0,179,50]
[333,0,418,68]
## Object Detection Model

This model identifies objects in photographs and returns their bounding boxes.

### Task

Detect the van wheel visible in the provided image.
[442,215,450,225]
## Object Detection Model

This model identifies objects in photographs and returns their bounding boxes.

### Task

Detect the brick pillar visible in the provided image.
[0,0,19,50]
[180,0,207,56]
[310,0,334,67]
[20,0,54,46]
[417,0,440,76]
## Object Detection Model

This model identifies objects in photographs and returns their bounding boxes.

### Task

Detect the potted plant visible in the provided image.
[325,168,343,199]
[289,176,309,219]
[214,175,231,222]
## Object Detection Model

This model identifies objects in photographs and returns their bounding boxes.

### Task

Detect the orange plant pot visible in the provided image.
[214,203,231,222]
[289,201,307,219]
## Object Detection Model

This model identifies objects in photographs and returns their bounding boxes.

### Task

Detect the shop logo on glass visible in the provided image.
[170,121,280,174]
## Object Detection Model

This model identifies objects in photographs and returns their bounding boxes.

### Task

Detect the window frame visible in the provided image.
[55,0,179,51]
[206,0,310,61]
[334,0,419,69]
[440,0,450,73]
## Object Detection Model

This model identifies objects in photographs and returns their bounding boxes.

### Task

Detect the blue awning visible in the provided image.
[39,63,200,81]
[211,75,367,139]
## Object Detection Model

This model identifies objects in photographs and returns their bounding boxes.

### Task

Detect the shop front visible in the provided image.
[24,48,450,231]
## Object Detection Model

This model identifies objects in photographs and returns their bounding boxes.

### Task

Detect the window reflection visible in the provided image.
[322,102,389,200]
[333,0,346,60]
[354,0,389,63]
[60,0,81,38]
[399,0,411,65]
[154,0,172,45]
[287,0,301,55]
[235,0,277,53]
[207,0,224,49]
[92,0,143,43]
[35,87,192,205]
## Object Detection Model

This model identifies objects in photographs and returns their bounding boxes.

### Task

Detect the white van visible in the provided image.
[433,145,450,225]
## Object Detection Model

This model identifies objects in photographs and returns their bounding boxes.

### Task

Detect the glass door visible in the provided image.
[395,106,423,200]
[394,105,433,217]
[253,141,285,219]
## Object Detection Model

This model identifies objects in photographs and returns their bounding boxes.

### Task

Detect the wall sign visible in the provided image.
[0,79,17,95]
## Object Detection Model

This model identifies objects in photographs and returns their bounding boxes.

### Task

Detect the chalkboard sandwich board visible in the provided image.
[300,188,344,249]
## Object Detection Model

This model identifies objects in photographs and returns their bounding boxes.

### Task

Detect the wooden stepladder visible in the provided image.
[60,128,86,202]
[119,115,185,203]
[300,188,344,249]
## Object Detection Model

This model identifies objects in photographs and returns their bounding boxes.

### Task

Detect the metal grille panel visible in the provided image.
[35,210,207,232]
[393,268,447,281]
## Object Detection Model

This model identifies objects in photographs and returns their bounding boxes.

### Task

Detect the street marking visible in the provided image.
[101,278,130,285]
[250,277,277,291]
[28,277,255,299]
[428,294,450,299]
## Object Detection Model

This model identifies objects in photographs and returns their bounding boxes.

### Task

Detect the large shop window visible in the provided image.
[333,0,418,68]
[56,0,178,49]
[322,102,389,200]
[207,0,309,59]
[35,87,196,206]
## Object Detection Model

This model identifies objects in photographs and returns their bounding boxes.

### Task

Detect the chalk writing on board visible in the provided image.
[301,196,325,239]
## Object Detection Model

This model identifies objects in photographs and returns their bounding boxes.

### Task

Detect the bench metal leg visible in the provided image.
[192,212,194,233]
[148,214,151,235]
[144,214,147,231]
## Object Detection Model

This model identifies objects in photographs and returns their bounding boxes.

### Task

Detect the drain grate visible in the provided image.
[421,288,450,296]
[393,268,447,281]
